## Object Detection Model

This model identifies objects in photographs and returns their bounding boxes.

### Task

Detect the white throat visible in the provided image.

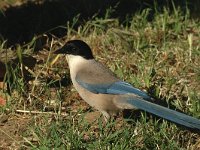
[66,55,89,69]
[65,54,95,84]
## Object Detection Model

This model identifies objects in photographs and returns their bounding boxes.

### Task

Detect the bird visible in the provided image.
[54,39,200,130]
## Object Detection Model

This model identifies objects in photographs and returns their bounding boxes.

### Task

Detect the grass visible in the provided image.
[24,115,181,149]
[0,1,200,149]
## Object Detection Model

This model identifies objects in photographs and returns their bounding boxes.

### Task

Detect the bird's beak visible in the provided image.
[53,47,66,54]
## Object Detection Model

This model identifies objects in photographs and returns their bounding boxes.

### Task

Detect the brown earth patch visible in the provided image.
[0,114,30,149]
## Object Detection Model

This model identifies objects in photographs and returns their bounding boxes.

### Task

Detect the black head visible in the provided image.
[54,40,94,59]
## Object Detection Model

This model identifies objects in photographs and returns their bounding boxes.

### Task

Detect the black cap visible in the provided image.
[54,40,94,60]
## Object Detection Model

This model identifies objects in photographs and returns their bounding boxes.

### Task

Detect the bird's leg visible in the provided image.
[101,111,111,122]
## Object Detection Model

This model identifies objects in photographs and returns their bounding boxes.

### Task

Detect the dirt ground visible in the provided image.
[0,114,30,149]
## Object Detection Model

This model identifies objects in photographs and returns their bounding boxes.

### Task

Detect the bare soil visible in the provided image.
[0,114,30,149]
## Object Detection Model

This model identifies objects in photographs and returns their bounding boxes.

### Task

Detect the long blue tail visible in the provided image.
[124,98,200,130]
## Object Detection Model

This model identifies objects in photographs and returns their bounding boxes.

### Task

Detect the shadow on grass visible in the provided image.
[0,0,199,47]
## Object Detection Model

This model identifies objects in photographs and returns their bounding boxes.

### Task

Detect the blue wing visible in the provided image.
[108,81,150,99]
[76,77,151,99]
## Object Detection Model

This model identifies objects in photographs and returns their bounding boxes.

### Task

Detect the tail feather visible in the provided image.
[118,97,200,130]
